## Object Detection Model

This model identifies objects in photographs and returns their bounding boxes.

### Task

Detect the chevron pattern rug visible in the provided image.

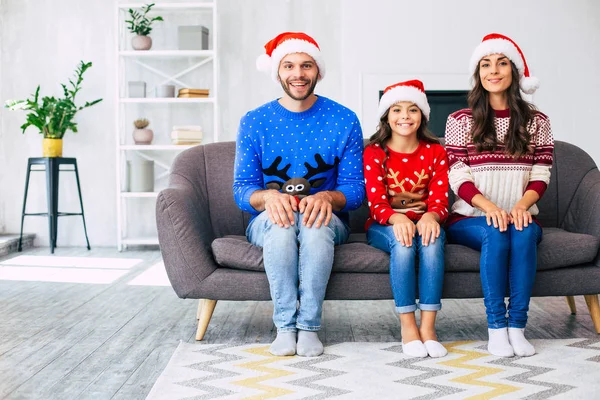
[147,339,600,400]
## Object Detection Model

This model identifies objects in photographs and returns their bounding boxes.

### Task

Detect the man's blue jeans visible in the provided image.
[247,211,350,332]
[446,217,542,329]
[367,222,445,314]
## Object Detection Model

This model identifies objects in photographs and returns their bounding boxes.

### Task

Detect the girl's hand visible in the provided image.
[389,213,416,247]
[416,212,440,246]
[485,207,510,232]
[510,204,532,231]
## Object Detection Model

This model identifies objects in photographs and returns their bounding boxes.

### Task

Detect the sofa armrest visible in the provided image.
[156,173,218,298]
[562,168,600,265]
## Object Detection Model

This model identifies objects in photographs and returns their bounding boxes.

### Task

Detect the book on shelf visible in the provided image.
[171,139,203,145]
[178,88,209,98]
[171,126,203,145]
[172,125,202,131]
[179,88,209,95]
[178,93,209,98]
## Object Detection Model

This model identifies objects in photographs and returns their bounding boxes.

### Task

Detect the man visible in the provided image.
[233,32,365,357]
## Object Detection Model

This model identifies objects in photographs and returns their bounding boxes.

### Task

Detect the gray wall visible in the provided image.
[1,0,598,246]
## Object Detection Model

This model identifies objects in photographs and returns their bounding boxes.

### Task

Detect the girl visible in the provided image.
[444,33,554,357]
[364,80,449,358]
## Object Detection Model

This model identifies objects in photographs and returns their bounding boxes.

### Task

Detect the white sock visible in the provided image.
[508,328,535,357]
[269,331,296,356]
[296,330,323,357]
[487,328,514,357]
[402,340,428,358]
[424,340,448,358]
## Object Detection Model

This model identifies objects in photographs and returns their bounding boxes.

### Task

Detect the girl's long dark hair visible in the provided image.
[468,61,537,158]
[368,107,440,171]
[369,107,440,148]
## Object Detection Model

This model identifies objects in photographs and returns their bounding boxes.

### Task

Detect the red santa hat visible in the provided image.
[256,32,326,83]
[469,33,539,94]
[377,80,430,121]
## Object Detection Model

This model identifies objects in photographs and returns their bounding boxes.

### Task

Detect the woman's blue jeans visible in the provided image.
[446,217,542,329]
[367,222,445,314]
[247,210,350,332]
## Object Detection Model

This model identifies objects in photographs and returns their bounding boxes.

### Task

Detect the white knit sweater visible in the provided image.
[444,108,554,218]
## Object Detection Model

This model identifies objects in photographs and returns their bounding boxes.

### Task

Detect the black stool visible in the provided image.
[19,157,91,254]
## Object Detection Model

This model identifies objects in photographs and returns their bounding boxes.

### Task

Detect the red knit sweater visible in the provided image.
[363,141,449,230]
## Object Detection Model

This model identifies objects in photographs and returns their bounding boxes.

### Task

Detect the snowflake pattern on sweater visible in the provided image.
[233,96,365,222]
[444,108,554,220]
[363,141,449,229]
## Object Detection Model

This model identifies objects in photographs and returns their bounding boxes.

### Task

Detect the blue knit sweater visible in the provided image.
[233,95,365,223]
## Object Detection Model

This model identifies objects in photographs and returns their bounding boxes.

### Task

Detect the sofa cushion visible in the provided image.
[212,236,390,273]
[536,227,600,271]
[211,227,599,273]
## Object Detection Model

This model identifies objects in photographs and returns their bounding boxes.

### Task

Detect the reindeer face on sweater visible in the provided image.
[263,154,340,198]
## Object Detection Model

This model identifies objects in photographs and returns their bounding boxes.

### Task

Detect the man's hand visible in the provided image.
[388,189,427,211]
[299,191,334,228]
[263,190,298,228]
[415,212,440,246]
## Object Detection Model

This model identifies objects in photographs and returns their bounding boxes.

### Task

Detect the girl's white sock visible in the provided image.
[424,340,448,358]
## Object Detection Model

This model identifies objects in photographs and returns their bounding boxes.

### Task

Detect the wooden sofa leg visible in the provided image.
[196,299,203,320]
[196,299,217,341]
[584,294,600,334]
[566,296,577,314]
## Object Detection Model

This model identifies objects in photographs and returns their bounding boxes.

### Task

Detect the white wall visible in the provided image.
[0,0,114,246]
[341,0,600,162]
[1,0,598,247]
[0,0,341,246]
[217,0,341,139]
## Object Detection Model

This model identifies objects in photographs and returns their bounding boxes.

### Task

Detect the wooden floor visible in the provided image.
[0,247,598,400]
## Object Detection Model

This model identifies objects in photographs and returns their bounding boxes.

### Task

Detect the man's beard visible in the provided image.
[279,77,318,101]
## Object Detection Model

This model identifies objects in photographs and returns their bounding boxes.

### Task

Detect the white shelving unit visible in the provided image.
[115,1,218,250]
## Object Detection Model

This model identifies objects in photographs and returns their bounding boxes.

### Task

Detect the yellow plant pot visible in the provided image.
[42,138,63,157]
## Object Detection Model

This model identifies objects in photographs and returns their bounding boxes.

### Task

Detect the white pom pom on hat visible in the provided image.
[377,80,430,121]
[469,33,539,94]
[256,32,326,83]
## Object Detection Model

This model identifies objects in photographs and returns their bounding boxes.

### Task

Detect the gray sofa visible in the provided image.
[156,140,600,340]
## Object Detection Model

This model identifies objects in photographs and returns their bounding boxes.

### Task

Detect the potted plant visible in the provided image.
[5,61,102,157]
[126,3,163,51]
[132,118,154,144]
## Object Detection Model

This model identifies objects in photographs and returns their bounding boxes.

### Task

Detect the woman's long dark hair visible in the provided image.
[468,61,537,158]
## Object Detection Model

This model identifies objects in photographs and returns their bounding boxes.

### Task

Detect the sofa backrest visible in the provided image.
[170,140,597,238]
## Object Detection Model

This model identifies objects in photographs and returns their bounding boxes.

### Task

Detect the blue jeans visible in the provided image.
[367,222,446,314]
[446,217,542,329]
[247,211,350,332]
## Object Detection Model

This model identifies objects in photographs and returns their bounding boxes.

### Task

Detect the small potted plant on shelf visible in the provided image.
[126,3,163,51]
[4,61,103,157]
[133,118,154,144]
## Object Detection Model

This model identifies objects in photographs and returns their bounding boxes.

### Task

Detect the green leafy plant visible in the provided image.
[133,118,150,129]
[126,3,163,36]
[5,61,103,139]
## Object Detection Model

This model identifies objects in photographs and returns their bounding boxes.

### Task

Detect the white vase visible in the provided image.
[132,35,152,51]
[128,160,154,192]
[133,128,154,144]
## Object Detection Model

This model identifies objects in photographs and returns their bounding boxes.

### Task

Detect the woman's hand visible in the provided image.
[510,204,532,231]
[416,212,441,246]
[472,194,510,232]
[389,213,416,247]
[485,207,510,232]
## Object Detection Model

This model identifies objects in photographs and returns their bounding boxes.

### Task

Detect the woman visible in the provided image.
[444,33,554,357]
